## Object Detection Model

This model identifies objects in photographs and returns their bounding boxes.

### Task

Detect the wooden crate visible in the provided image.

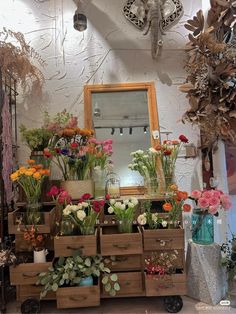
[16,285,56,302]
[100,226,143,256]
[8,205,56,234]
[56,285,100,309]
[102,272,144,297]
[54,229,97,257]
[104,254,142,272]
[145,273,187,296]
[142,227,184,251]
[10,262,51,285]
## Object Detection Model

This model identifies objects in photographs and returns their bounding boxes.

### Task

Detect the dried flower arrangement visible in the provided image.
[180,1,236,149]
[0,27,45,97]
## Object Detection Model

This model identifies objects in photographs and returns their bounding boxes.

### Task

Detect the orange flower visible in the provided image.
[163,202,173,211]
[36,235,44,242]
[33,164,43,170]
[23,232,31,241]
[27,159,35,164]
[183,204,191,212]
[177,191,188,200]
[33,172,41,180]
[170,184,178,191]
[172,140,179,145]
[154,144,162,151]
[62,128,76,137]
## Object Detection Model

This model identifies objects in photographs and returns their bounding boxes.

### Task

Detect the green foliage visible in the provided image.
[19,124,52,151]
[37,251,120,299]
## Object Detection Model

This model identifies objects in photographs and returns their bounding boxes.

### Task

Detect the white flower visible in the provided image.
[114,202,122,209]
[120,204,126,210]
[108,206,114,214]
[149,147,157,154]
[77,203,83,210]
[110,199,116,205]
[136,149,144,155]
[76,210,86,221]
[128,164,133,169]
[152,213,158,223]
[143,155,149,159]
[63,205,72,216]
[130,197,138,206]
[81,202,89,208]
[162,220,168,228]
[137,214,147,225]
[124,199,129,205]
[70,205,80,212]
[130,152,136,156]
[128,202,135,208]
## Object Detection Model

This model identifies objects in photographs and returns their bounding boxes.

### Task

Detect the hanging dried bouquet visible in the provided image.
[0,28,45,97]
[180,1,236,150]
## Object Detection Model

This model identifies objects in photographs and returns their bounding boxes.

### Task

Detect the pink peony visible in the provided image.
[220,194,231,203]
[191,190,202,199]
[197,197,209,209]
[222,200,232,210]
[211,190,221,199]
[208,205,218,215]
[202,190,213,199]
[208,197,220,207]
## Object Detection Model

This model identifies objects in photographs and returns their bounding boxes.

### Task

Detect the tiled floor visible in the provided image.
[6,296,234,314]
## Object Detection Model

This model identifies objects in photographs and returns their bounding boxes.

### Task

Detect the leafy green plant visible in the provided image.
[19,124,52,151]
[37,250,120,298]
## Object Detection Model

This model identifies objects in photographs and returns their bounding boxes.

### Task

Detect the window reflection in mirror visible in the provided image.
[92,90,150,186]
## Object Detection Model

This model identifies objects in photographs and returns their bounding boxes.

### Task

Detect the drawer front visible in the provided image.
[102,272,143,296]
[105,255,142,271]
[101,233,143,256]
[145,274,187,296]
[54,234,97,257]
[10,262,51,285]
[56,285,100,309]
[16,285,56,301]
[143,229,184,251]
[144,250,184,269]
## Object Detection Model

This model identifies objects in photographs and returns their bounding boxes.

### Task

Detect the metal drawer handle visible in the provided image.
[67,245,84,250]
[156,283,175,289]
[156,239,173,246]
[113,244,130,249]
[124,281,131,286]
[22,273,39,278]
[70,295,87,302]
[116,256,128,262]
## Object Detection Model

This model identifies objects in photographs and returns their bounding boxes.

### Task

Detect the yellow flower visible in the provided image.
[25,170,34,176]
[19,167,26,174]
[10,173,19,181]
[33,172,41,180]
[28,167,36,173]
[170,184,178,191]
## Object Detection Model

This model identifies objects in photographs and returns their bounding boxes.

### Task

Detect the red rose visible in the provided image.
[81,193,92,200]
[105,194,110,200]
[71,142,79,149]
[163,149,172,156]
[92,200,101,213]
[47,185,60,197]
[43,148,52,158]
[179,135,188,143]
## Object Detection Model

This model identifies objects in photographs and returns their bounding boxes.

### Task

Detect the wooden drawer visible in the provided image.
[142,228,184,251]
[10,262,51,285]
[15,234,54,252]
[16,285,56,302]
[54,229,97,257]
[100,226,143,256]
[104,255,142,271]
[144,250,184,269]
[145,273,187,296]
[102,272,143,297]
[8,205,56,234]
[56,285,100,309]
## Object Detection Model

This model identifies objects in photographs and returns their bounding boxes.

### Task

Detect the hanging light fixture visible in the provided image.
[143,126,148,134]
[73,1,87,32]
[129,127,132,135]
[111,127,115,135]
[120,128,123,136]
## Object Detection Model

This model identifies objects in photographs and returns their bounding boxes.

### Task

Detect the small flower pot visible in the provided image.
[33,249,48,263]
[79,276,93,287]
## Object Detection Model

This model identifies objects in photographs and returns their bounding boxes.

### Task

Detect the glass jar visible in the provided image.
[144,177,159,197]
[106,172,120,198]
[93,168,107,199]
[79,225,95,235]
[60,216,77,236]
[192,210,214,245]
[26,197,42,225]
[117,219,133,233]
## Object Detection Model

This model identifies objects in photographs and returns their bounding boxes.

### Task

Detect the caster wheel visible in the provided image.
[21,298,40,314]
[163,296,183,313]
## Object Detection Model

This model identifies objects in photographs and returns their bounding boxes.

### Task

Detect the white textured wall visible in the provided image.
[0,0,202,194]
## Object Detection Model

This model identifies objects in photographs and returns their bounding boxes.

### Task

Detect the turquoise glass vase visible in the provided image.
[79,276,93,286]
[192,210,214,245]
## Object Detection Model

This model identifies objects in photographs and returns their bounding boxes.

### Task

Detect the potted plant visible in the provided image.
[10,160,50,226]
[37,250,120,309]
[43,110,96,199]
[190,189,232,245]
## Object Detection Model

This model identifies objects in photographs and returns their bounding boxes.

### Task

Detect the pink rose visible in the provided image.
[191,190,202,199]
[103,139,113,145]
[202,190,213,199]
[197,197,209,209]
[208,197,220,207]
[220,194,231,203]
[58,191,72,204]
[88,138,97,144]
[208,205,218,215]
[47,185,60,197]
[211,190,221,199]
[222,201,232,210]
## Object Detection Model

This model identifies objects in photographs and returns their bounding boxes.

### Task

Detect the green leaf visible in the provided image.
[85,258,91,267]
[63,273,69,280]
[114,283,120,291]
[51,283,58,292]
[73,277,81,284]
[109,288,116,296]
[102,276,108,284]
[58,257,65,266]
[110,274,118,282]
[105,283,111,292]
[104,267,111,273]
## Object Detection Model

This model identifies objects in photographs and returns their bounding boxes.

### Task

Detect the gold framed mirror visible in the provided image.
[84,82,160,195]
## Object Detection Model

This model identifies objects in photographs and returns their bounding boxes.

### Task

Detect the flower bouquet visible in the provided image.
[190,189,232,244]
[129,148,160,196]
[137,200,168,229]
[62,193,107,235]
[10,160,50,225]
[107,197,139,233]
[154,134,189,194]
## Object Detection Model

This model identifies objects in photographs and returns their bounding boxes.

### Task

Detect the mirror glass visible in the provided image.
[84,82,159,193]
[92,90,150,186]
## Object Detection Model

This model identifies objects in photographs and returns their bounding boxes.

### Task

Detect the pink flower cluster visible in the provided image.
[47,186,72,205]
[191,189,232,215]
[89,138,113,155]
